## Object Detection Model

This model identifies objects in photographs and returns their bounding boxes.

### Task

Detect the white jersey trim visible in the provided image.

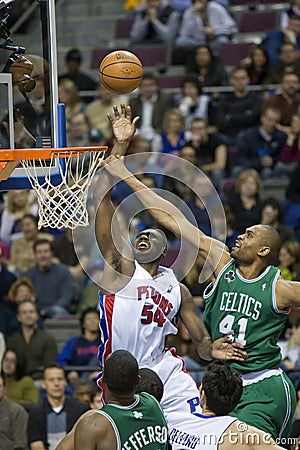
[272,270,290,315]
[203,259,233,299]
[236,265,271,283]
[241,368,283,386]
[279,372,292,439]
[94,410,121,450]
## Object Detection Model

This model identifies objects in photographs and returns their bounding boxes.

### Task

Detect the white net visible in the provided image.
[20,149,106,229]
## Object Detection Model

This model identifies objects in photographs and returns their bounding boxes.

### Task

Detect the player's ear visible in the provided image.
[257,246,271,258]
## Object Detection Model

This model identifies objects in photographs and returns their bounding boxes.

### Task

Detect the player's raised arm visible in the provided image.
[276,278,300,310]
[102,155,231,277]
[107,103,139,157]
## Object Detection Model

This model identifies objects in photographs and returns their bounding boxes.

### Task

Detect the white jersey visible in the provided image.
[169,414,238,450]
[98,261,181,368]
[98,261,202,428]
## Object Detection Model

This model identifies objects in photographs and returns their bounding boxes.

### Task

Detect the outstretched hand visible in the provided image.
[211,337,247,361]
[107,103,139,155]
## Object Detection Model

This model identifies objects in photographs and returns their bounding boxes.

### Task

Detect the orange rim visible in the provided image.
[0,146,107,162]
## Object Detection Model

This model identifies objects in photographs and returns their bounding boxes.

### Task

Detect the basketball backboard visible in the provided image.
[0,0,63,189]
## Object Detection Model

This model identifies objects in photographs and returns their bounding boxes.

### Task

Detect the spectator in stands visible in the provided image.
[185,117,227,189]
[67,112,90,148]
[162,144,198,203]
[59,48,97,104]
[262,17,300,66]
[280,0,300,29]
[261,197,295,244]
[57,308,101,386]
[0,277,37,339]
[279,318,300,374]
[130,73,174,142]
[234,106,287,178]
[72,379,95,405]
[0,247,16,305]
[278,240,300,281]
[285,162,300,237]
[176,74,210,129]
[0,374,28,450]
[27,363,89,450]
[85,83,127,142]
[173,0,238,64]
[280,112,300,172]
[1,348,39,404]
[0,189,38,245]
[58,79,86,133]
[185,44,228,87]
[7,300,57,381]
[151,108,188,163]
[208,67,262,146]
[129,0,180,46]
[240,44,272,85]
[25,239,74,318]
[9,214,53,275]
[262,72,300,133]
[227,169,263,234]
[265,42,300,84]
[89,387,103,409]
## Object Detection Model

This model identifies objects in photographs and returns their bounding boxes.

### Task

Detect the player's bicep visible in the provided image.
[276,278,300,309]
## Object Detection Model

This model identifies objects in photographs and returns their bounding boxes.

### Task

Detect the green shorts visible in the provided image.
[232,372,296,441]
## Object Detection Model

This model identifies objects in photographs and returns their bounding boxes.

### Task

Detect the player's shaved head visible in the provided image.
[258,224,281,264]
[103,350,139,394]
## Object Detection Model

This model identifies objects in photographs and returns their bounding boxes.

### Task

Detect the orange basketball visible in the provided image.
[99,50,143,95]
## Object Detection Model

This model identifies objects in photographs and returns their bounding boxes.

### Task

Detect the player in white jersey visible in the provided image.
[94,104,247,430]
[169,361,285,450]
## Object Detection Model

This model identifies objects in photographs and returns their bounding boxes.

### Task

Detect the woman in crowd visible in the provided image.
[0,277,36,339]
[227,169,263,234]
[278,240,300,281]
[186,44,228,87]
[1,348,39,404]
[0,190,38,245]
[240,44,272,85]
[58,78,86,131]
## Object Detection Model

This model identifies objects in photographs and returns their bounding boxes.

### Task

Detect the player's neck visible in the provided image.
[106,392,136,407]
[237,262,267,279]
[141,262,160,278]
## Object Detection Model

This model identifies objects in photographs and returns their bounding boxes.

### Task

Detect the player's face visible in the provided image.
[133,229,167,264]
[230,226,263,263]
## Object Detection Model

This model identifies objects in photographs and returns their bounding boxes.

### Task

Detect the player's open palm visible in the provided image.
[107,103,139,150]
[211,336,247,361]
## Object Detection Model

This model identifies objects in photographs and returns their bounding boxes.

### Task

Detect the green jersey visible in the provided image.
[98,392,168,450]
[203,259,288,374]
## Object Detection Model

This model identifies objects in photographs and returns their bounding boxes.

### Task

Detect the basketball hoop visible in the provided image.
[0,146,107,229]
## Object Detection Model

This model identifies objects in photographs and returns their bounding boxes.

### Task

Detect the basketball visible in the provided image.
[99,50,143,95]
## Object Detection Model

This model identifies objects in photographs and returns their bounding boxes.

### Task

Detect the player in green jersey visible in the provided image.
[74,349,168,450]
[101,105,300,442]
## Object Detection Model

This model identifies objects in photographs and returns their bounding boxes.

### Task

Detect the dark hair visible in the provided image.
[136,368,164,402]
[1,348,27,381]
[259,224,281,264]
[80,307,99,334]
[181,74,202,95]
[141,73,158,84]
[33,239,54,253]
[102,350,139,395]
[21,213,39,227]
[261,196,283,223]
[202,361,242,415]
[43,363,65,379]
[66,48,82,63]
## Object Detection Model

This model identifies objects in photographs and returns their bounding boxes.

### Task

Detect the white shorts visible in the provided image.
[150,348,201,428]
